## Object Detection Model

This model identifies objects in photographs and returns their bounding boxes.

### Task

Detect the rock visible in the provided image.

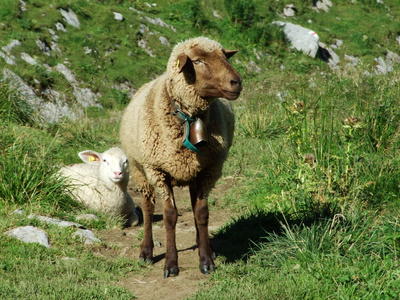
[56,63,77,84]
[19,0,27,12]
[4,226,51,248]
[159,36,170,46]
[375,50,400,74]
[0,51,17,65]
[73,87,101,108]
[345,55,359,67]
[315,0,333,12]
[113,12,124,21]
[55,22,67,32]
[28,214,83,228]
[141,16,176,32]
[59,8,80,29]
[11,209,24,215]
[273,22,320,58]
[283,4,297,17]
[36,39,51,56]
[21,52,38,65]
[72,229,101,244]
[2,40,21,55]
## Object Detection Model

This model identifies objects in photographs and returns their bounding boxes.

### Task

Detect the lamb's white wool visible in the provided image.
[59,147,139,227]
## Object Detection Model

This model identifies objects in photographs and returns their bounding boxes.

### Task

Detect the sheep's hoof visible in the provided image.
[200,264,215,274]
[164,267,179,278]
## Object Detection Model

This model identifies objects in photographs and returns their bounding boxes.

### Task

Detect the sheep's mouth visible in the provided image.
[110,177,123,183]
[222,90,241,100]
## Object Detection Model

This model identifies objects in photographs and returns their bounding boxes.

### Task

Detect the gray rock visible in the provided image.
[0,51,16,65]
[273,22,320,58]
[159,36,170,46]
[141,16,176,32]
[72,229,101,244]
[113,12,124,21]
[36,39,51,56]
[2,40,21,55]
[21,52,38,65]
[315,0,333,12]
[19,0,27,12]
[11,209,24,215]
[345,55,359,67]
[28,214,83,228]
[283,5,297,17]
[4,226,51,248]
[55,22,67,32]
[59,8,80,29]
[56,63,77,84]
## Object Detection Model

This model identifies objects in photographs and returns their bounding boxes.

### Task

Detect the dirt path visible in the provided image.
[95,182,236,300]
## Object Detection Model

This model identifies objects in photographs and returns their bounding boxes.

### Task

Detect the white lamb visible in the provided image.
[59,147,140,227]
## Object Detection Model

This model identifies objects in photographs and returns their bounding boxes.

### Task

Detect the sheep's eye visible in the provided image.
[192,59,203,65]
[103,159,109,165]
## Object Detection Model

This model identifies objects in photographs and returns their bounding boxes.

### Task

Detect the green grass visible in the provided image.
[1,0,400,298]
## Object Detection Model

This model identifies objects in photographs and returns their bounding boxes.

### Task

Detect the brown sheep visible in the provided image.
[120,37,242,277]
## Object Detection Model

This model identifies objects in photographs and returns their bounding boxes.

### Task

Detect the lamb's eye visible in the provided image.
[192,59,203,65]
[103,159,109,165]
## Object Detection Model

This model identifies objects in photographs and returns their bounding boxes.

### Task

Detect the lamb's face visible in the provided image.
[102,151,129,183]
[177,46,243,100]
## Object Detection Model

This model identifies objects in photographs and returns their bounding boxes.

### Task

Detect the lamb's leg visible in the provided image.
[190,184,215,274]
[163,183,179,278]
[139,189,155,263]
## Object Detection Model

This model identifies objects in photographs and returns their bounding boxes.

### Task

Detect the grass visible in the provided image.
[1,0,400,299]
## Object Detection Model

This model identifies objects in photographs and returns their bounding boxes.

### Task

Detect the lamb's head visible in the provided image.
[168,37,243,101]
[78,147,129,185]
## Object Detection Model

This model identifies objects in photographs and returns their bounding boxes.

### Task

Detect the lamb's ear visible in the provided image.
[223,49,238,59]
[78,150,102,165]
[176,53,189,73]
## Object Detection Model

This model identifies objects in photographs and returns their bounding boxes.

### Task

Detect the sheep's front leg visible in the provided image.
[139,190,155,263]
[190,184,215,274]
[162,183,179,278]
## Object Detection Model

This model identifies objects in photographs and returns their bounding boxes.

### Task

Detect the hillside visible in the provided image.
[1,0,399,123]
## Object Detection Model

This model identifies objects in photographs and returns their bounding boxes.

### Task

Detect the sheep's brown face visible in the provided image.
[177,48,243,100]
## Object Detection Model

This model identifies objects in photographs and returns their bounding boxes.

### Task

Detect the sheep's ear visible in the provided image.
[78,150,102,165]
[223,49,238,59]
[176,53,189,73]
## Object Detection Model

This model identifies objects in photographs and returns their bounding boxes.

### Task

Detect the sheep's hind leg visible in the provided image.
[139,189,155,263]
[190,185,215,274]
[162,183,179,278]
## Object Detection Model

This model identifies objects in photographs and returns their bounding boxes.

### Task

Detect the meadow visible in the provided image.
[1,0,400,299]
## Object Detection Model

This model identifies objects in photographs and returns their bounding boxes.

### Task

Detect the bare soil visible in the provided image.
[94,181,236,300]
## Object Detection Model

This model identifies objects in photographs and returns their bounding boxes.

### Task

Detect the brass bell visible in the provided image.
[189,118,208,147]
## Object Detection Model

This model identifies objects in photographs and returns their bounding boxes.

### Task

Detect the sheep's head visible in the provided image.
[170,37,243,101]
[78,147,129,184]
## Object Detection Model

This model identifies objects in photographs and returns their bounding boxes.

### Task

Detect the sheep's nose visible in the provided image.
[230,77,243,89]
[113,171,122,177]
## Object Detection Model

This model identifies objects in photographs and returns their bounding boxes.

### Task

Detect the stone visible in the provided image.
[4,226,50,248]
[55,22,67,32]
[2,40,21,55]
[72,229,101,244]
[20,52,38,65]
[113,12,124,21]
[273,22,320,58]
[283,4,297,17]
[28,214,83,228]
[59,8,80,29]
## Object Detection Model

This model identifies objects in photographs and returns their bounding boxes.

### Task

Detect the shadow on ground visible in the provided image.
[211,203,337,263]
